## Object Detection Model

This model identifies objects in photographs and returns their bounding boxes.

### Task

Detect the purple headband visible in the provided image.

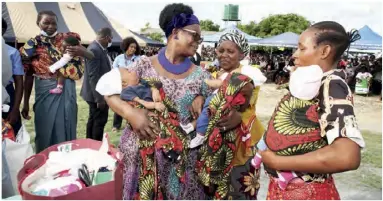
[165,13,200,38]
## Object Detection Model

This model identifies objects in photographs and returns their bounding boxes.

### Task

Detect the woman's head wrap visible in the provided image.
[165,13,200,38]
[218,30,250,56]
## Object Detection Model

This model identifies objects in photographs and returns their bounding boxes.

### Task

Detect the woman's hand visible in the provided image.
[21,105,31,120]
[154,102,166,112]
[190,95,205,120]
[151,88,162,102]
[217,110,242,131]
[129,108,160,140]
[105,95,160,140]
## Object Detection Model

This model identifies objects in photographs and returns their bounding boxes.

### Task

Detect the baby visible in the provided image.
[253,65,324,190]
[183,65,267,148]
[96,68,183,161]
[96,67,165,112]
[119,69,165,112]
[49,35,80,94]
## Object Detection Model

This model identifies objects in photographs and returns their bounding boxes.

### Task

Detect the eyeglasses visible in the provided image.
[181,28,203,44]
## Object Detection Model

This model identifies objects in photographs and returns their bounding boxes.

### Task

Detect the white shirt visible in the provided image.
[356,72,372,79]
[95,40,113,69]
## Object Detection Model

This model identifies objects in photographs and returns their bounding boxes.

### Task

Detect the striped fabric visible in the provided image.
[218,29,250,56]
[2,2,163,47]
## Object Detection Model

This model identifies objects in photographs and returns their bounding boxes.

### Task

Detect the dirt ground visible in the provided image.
[255,83,382,200]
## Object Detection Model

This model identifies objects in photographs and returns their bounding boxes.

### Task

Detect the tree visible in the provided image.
[200,20,220,32]
[148,32,163,43]
[237,21,259,36]
[237,14,310,38]
[255,14,310,37]
[140,22,151,33]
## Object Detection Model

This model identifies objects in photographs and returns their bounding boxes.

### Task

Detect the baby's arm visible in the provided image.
[133,97,165,112]
[49,53,73,73]
[231,68,241,73]
[205,79,223,89]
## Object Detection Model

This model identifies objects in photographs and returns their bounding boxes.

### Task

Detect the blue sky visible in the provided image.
[95,0,382,35]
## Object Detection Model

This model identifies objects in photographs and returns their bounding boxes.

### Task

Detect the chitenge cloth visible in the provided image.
[263,93,329,182]
[195,72,253,199]
[124,78,188,200]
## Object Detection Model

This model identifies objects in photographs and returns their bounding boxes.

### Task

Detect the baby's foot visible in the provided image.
[251,152,262,169]
[180,123,195,134]
[49,87,63,94]
[277,171,298,190]
[189,134,204,148]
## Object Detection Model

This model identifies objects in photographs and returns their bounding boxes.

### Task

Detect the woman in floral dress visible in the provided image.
[104,3,244,200]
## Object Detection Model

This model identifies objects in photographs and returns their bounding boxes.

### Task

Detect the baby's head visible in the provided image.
[119,68,139,88]
[61,35,80,53]
[289,65,323,100]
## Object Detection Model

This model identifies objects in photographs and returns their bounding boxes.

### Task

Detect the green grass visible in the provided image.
[359,131,382,189]
[361,131,382,168]
[23,82,122,148]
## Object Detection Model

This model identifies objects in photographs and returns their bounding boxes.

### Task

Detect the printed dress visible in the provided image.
[263,69,365,200]
[119,56,211,200]
[19,32,84,153]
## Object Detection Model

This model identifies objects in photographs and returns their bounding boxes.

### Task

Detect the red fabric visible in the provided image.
[196,73,253,199]
[265,95,322,153]
[17,139,123,200]
[2,119,15,141]
[266,177,340,200]
[338,60,347,69]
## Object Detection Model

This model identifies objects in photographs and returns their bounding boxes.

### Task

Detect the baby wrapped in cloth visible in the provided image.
[96,67,183,161]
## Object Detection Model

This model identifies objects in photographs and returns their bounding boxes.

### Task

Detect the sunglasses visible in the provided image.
[181,28,203,44]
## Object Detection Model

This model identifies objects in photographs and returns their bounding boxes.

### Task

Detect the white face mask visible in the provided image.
[40,30,58,37]
[289,65,323,100]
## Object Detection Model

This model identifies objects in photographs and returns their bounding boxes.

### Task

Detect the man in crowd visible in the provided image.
[80,27,113,141]
[190,52,201,66]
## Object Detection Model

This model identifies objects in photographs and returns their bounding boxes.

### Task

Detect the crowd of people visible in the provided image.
[109,46,161,61]
[203,43,382,95]
[1,2,376,200]
[339,54,382,96]
[142,46,161,57]
[202,46,297,84]
[200,45,215,61]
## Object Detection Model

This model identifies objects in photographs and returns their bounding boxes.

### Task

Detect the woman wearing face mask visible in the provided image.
[111,37,141,132]
[104,3,243,199]
[258,21,365,200]
[19,10,94,153]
